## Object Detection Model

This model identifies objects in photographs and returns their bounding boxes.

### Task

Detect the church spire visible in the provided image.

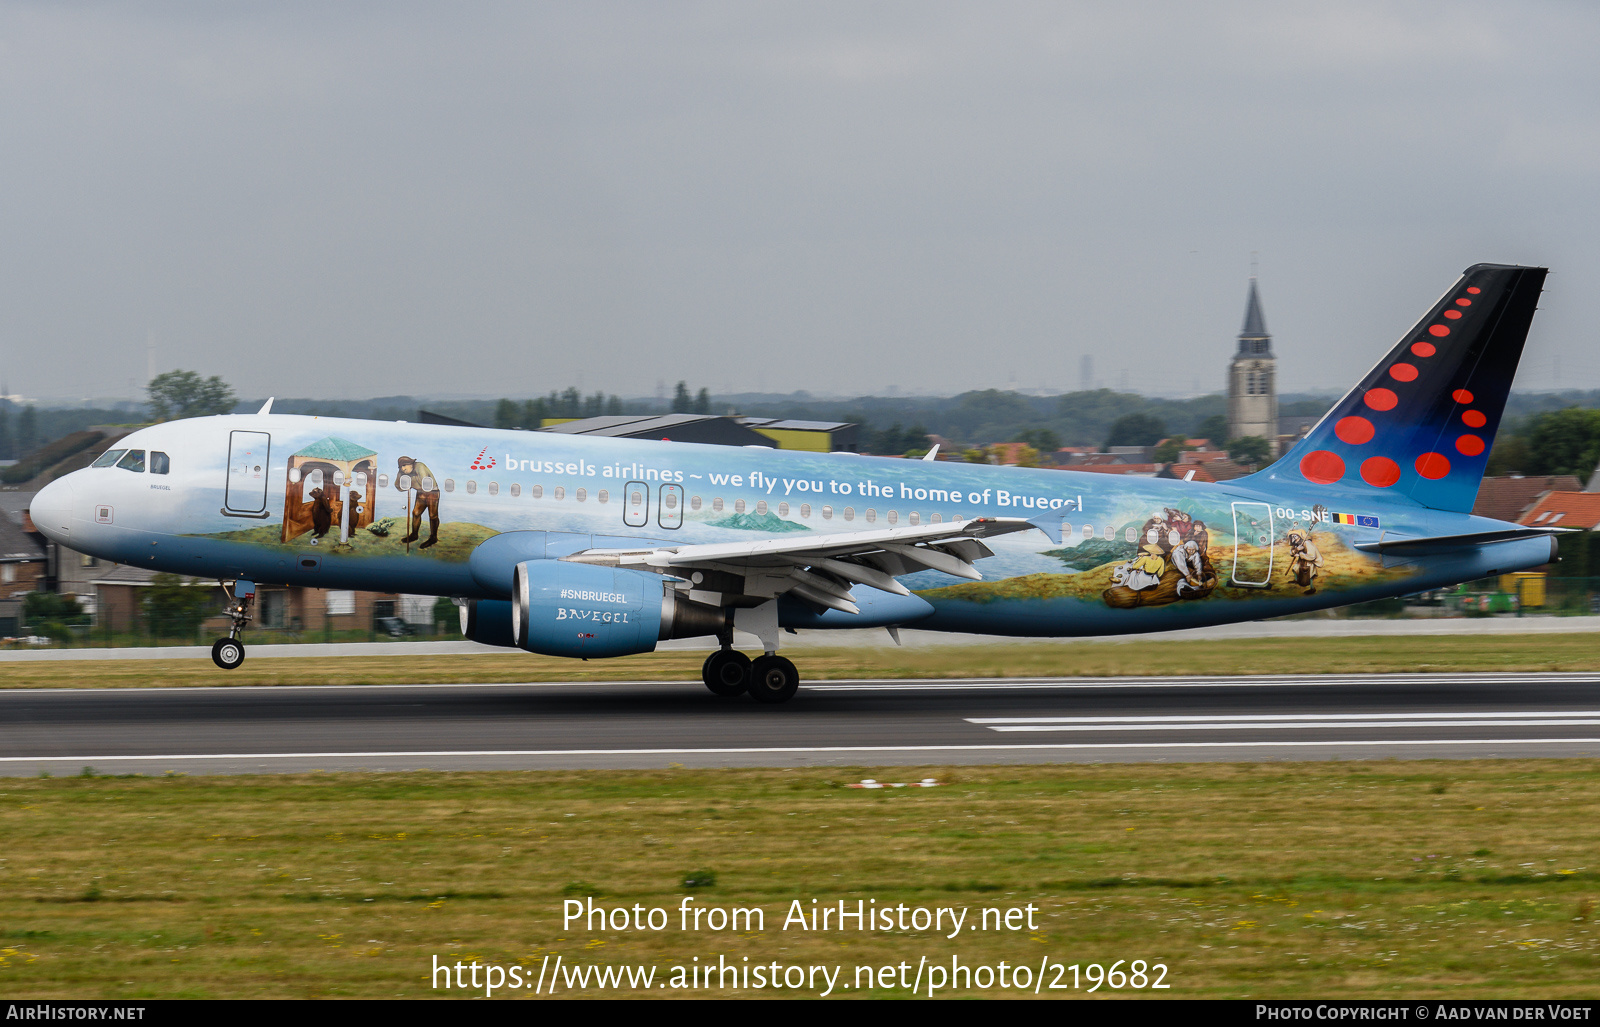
[1237,277,1272,356]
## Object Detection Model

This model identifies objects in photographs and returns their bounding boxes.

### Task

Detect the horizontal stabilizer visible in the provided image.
[1352,526,1574,554]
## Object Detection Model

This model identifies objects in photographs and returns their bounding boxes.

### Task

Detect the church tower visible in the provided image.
[1226,277,1278,453]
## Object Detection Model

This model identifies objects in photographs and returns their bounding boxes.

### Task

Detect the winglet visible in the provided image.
[922,444,940,462]
[1026,515,1062,544]
[256,397,275,415]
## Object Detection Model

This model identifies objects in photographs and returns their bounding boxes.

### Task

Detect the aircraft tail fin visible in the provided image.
[1253,263,1548,514]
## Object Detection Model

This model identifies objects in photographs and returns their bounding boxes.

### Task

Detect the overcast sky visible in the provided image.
[2,1,1597,404]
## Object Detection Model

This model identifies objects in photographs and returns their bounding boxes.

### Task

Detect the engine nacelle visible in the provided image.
[459,599,517,648]
[510,560,727,658]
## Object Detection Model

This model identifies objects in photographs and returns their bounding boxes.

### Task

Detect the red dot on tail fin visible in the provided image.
[1364,388,1398,411]
[1415,453,1451,479]
[1360,457,1401,487]
[1299,451,1345,485]
[1335,417,1375,445]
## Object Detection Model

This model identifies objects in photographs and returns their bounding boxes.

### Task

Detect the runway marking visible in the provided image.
[970,711,1600,732]
[4,738,1600,763]
[4,671,1600,697]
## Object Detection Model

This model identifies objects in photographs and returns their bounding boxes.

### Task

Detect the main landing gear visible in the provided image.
[211,579,256,671]
[701,641,800,705]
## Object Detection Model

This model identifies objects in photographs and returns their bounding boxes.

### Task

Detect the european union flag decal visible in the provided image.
[1327,512,1381,528]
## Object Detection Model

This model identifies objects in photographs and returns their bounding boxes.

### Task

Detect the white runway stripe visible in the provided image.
[969,711,1600,732]
[2,738,1600,762]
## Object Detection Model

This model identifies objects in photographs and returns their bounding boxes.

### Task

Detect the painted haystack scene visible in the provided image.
[281,437,378,546]
[1102,508,1219,609]
[918,506,1414,607]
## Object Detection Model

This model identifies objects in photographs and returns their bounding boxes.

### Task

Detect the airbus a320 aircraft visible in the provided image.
[28,264,1566,703]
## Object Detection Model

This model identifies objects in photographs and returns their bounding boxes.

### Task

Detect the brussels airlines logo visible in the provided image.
[470,447,496,471]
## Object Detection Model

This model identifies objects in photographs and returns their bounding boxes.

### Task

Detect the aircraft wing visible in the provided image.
[563,516,1039,614]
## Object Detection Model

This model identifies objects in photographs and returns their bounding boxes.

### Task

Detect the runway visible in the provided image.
[3,672,1600,774]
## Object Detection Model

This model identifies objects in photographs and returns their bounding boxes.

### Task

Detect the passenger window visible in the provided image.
[864,508,876,523]
[487,481,499,496]
[510,483,522,497]
[576,488,587,502]
[755,501,767,515]
[598,489,609,503]
[532,484,543,499]
[777,502,788,517]
[150,451,170,475]
[1125,526,1138,543]
[663,492,676,508]
[92,449,127,468]
[908,512,918,525]
[465,480,477,495]
[378,473,390,488]
[843,507,854,521]
[930,513,941,524]
[444,479,456,493]
[691,496,702,511]
[735,499,746,514]
[801,504,811,518]
[886,510,898,525]
[116,450,146,473]
[712,498,724,512]
[554,487,565,500]
[821,506,832,519]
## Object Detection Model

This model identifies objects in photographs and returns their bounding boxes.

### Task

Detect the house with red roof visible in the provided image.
[1517,492,1600,531]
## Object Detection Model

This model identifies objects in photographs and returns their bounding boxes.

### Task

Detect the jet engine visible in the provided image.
[461,561,727,658]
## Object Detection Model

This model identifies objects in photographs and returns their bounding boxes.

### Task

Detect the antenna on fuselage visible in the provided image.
[256,398,275,415]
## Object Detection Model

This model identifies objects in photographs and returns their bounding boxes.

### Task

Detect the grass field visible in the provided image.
[4,632,1600,689]
[0,762,1597,998]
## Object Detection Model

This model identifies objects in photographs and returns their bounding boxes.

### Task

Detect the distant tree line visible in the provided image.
[12,374,1600,481]
[494,390,625,429]
[0,403,40,462]
[1487,407,1600,480]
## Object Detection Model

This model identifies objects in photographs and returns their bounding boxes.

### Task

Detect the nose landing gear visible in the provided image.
[211,579,256,671]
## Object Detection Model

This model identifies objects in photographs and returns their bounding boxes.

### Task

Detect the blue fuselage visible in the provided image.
[29,413,1552,638]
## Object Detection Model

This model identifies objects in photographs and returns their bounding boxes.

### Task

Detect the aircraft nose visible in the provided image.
[29,475,75,544]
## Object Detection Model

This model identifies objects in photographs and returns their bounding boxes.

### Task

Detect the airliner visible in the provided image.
[28,264,1564,703]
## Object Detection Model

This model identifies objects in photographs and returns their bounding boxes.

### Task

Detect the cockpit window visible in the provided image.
[150,451,170,475]
[92,449,127,468]
[116,450,146,473]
